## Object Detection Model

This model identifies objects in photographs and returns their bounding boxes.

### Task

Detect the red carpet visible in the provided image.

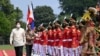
[5,50,15,56]
[0,50,3,56]
[0,50,26,56]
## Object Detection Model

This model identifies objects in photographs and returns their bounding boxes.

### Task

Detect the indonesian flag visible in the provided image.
[27,5,34,30]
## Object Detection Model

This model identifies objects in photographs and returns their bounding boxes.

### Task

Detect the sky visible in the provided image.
[10,0,61,22]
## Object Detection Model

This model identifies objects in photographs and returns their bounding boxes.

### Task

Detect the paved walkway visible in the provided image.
[0,50,26,56]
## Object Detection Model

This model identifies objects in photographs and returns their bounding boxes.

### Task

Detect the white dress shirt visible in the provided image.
[10,28,26,47]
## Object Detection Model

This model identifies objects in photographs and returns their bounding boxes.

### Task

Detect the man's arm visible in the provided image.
[23,29,26,44]
[9,30,14,45]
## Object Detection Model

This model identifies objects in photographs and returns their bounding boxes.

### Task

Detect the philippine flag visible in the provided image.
[27,5,34,30]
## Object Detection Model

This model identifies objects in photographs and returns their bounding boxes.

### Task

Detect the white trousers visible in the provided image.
[63,47,69,56]
[55,46,64,56]
[32,43,40,55]
[78,46,82,55]
[40,45,47,56]
[47,45,53,55]
[63,47,80,56]
[72,47,80,56]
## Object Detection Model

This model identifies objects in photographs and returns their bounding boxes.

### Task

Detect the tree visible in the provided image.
[59,0,98,16]
[0,0,23,44]
[0,11,12,44]
[34,6,56,27]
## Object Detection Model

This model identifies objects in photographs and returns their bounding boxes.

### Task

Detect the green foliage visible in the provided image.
[0,11,11,34]
[0,0,23,44]
[59,0,98,16]
[58,14,70,23]
[34,6,56,27]
[21,21,26,29]
[0,45,14,50]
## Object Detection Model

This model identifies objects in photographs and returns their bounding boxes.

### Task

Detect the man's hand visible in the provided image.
[31,37,34,40]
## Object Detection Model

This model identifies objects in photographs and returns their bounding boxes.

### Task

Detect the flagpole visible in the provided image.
[31,1,35,23]
[26,5,29,31]
[31,1,34,16]
[30,1,35,30]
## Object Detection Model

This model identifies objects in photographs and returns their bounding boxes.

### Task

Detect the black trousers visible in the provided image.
[26,45,32,56]
[14,46,23,56]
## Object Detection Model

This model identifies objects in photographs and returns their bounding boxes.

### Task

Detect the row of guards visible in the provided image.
[26,1,100,56]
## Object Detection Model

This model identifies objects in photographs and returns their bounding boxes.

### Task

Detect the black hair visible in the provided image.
[40,26,45,31]
[52,24,56,30]
[69,22,72,26]
[81,21,86,25]
[65,19,70,23]
[62,22,68,28]
[55,24,60,29]
[71,14,76,21]
[56,20,61,25]
[16,21,21,25]
[48,26,52,30]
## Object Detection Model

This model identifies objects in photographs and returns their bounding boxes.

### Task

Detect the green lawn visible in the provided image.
[0,45,14,50]
[0,45,26,52]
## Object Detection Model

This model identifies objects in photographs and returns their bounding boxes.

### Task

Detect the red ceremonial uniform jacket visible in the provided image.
[70,25,79,48]
[77,29,81,46]
[52,29,57,46]
[63,27,72,48]
[33,33,40,44]
[47,29,53,45]
[38,32,42,44]
[40,31,48,45]
[56,28,63,46]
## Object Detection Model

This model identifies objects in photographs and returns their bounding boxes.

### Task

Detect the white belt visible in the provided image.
[41,40,44,41]
[55,39,59,41]
[63,39,72,41]
[48,40,54,42]
[36,38,39,40]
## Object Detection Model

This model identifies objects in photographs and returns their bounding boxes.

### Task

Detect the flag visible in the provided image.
[27,5,34,30]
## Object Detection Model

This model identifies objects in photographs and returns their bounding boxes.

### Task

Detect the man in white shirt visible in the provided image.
[10,21,26,56]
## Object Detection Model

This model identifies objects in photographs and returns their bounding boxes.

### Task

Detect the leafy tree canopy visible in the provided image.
[59,0,98,16]
[34,6,56,27]
[0,0,23,44]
